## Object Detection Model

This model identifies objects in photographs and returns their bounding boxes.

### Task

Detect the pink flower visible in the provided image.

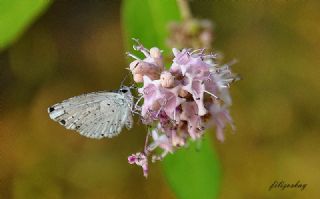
[148,129,173,154]
[127,40,164,83]
[139,76,161,117]
[126,41,238,176]
[128,152,148,177]
[140,76,184,120]
[180,102,203,139]
[172,48,212,75]
[209,103,235,142]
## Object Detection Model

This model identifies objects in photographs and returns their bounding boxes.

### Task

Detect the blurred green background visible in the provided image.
[0,0,319,198]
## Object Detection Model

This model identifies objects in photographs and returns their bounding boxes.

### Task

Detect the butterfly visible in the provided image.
[48,86,134,139]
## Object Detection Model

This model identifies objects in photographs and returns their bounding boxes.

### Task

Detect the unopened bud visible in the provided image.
[150,47,164,70]
[150,47,161,59]
[129,60,140,71]
[160,71,174,88]
[178,89,189,98]
[133,74,143,83]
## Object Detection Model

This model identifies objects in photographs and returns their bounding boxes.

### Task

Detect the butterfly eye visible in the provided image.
[121,89,128,93]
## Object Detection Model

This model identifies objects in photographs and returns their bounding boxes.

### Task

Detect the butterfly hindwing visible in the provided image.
[48,90,133,139]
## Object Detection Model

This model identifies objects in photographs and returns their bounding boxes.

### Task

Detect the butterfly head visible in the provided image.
[118,86,134,99]
[119,86,130,93]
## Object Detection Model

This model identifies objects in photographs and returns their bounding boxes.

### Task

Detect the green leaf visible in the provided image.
[122,0,180,53]
[162,134,221,199]
[122,1,221,198]
[0,0,52,51]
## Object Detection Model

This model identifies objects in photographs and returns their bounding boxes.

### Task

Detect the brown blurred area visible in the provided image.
[0,0,319,199]
[0,1,174,199]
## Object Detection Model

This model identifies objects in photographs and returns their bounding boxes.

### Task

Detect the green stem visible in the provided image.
[177,0,192,20]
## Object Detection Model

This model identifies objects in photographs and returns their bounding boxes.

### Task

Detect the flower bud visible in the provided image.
[133,74,143,83]
[150,47,164,69]
[150,47,161,59]
[130,61,161,82]
[160,71,175,88]
[178,88,189,98]
[129,60,140,71]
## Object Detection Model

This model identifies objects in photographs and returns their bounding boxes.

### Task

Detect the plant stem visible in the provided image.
[177,0,192,20]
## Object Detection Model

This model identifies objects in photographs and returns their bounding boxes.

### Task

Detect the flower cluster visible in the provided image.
[127,40,237,177]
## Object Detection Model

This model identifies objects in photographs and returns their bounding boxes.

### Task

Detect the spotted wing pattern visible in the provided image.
[48,91,133,139]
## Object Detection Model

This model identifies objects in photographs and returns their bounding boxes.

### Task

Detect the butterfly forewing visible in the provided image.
[48,89,133,139]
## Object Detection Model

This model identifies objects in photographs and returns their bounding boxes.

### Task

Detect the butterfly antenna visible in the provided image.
[120,71,131,87]
[130,84,137,89]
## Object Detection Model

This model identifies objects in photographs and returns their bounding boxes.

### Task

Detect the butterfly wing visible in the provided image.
[48,91,133,139]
